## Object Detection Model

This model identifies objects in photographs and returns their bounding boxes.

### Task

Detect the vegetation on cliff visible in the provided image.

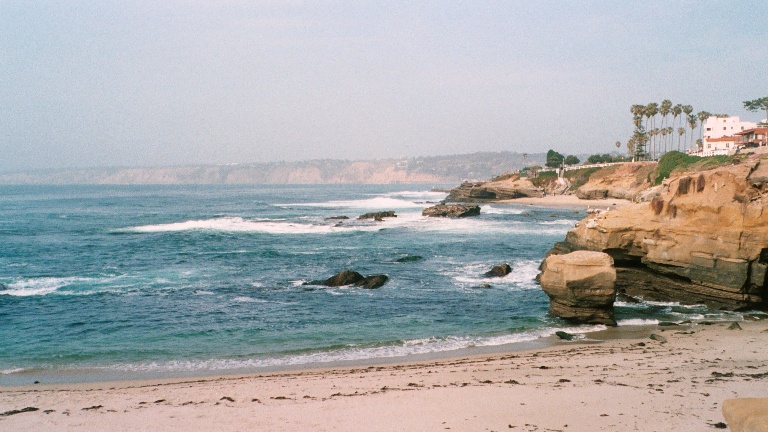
[651,151,739,185]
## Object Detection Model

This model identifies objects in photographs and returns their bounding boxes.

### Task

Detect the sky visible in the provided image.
[1,1,767,171]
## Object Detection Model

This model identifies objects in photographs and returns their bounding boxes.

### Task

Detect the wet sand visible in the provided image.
[2,319,767,431]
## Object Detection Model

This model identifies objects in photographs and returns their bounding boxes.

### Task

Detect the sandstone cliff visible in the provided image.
[546,156,768,311]
[574,162,656,201]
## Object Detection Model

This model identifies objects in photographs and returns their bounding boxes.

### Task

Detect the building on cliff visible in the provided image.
[735,127,768,149]
[697,116,758,157]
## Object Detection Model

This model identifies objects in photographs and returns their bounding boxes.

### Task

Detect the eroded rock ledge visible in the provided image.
[543,158,768,311]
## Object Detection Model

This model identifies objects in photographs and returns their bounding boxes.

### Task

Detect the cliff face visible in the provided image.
[575,162,656,201]
[446,175,544,202]
[547,157,768,310]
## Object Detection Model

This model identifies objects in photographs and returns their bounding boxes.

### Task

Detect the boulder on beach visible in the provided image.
[485,263,512,277]
[325,216,349,220]
[358,211,396,221]
[422,204,480,218]
[722,398,768,432]
[539,251,617,326]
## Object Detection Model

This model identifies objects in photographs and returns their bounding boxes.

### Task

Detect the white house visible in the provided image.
[703,116,757,140]
[693,116,759,156]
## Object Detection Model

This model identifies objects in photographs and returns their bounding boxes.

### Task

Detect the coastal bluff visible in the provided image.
[544,157,768,311]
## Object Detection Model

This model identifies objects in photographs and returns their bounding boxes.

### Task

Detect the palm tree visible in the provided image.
[671,104,683,150]
[645,103,659,159]
[677,127,685,151]
[687,114,698,150]
[697,111,711,145]
[660,100,672,154]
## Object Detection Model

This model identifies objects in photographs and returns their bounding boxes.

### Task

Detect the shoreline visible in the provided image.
[497,194,634,209]
[2,319,766,431]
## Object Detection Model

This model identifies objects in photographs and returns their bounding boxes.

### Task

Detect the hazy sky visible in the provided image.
[2,1,767,171]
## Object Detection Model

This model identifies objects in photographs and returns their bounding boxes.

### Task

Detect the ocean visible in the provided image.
[0,184,740,385]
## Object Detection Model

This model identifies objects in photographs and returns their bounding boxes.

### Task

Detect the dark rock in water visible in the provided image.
[356,274,389,289]
[306,270,389,289]
[0,282,7,291]
[422,204,480,218]
[727,322,742,330]
[478,283,492,288]
[326,216,349,220]
[396,255,423,263]
[323,270,366,287]
[358,211,396,221]
[555,331,575,341]
[485,263,512,277]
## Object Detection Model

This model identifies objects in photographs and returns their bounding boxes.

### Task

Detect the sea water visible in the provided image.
[0,184,744,385]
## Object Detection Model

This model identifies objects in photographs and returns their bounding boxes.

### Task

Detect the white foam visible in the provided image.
[108,325,608,373]
[124,217,383,235]
[382,190,448,202]
[539,219,579,226]
[449,259,542,289]
[278,197,427,209]
[482,205,525,215]
[1,276,94,297]
[617,318,660,326]
[232,296,270,303]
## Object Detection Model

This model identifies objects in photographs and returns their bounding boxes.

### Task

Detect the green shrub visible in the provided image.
[651,151,736,185]
[530,170,558,187]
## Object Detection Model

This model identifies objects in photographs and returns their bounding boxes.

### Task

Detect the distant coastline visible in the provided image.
[0,152,557,185]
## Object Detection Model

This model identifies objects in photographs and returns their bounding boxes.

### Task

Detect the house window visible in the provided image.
[706,127,711,131]
[726,143,730,148]
[723,127,727,130]
[708,143,712,149]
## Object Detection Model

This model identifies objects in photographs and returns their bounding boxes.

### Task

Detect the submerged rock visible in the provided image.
[539,251,617,326]
[396,255,423,263]
[422,204,480,218]
[485,263,512,277]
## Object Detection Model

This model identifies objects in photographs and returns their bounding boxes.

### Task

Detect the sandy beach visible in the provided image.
[499,194,634,209]
[2,319,766,431]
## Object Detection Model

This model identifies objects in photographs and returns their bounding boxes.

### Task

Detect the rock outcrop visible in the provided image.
[422,204,481,218]
[485,263,512,277]
[446,175,544,202]
[539,251,617,325]
[312,270,390,289]
[546,158,768,311]
[358,211,397,221]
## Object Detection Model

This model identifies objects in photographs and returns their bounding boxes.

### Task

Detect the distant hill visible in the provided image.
[0,152,548,185]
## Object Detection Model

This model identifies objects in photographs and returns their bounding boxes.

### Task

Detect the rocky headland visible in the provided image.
[542,155,768,321]
[445,175,544,202]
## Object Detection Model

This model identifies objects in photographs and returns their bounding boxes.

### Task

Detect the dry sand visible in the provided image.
[2,319,767,431]
[499,194,634,209]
